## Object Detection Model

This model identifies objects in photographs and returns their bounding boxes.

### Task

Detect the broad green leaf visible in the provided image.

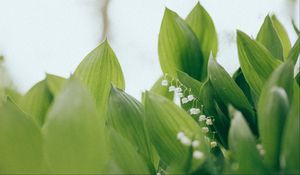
[74,40,125,114]
[271,15,291,58]
[296,71,300,86]
[45,74,66,96]
[150,75,173,100]
[228,108,268,174]
[43,80,107,173]
[19,80,52,126]
[158,8,205,81]
[280,84,300,173]
[208,58,256,133]
[256,15,284,59]
[257,62,294,170]
[177,70,203,98]
[237,30,281,95]
[186,2,218,73]
[144,91,209,166]
[0,99,48,173]
[199,80,230,148]
[286,37,300,65]
[105,129,152,174]
[232,68,254,105]
[108,86,155,172]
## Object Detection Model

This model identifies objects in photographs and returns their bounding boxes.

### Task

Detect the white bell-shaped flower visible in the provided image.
[175,87,182,93]
[199,115,206,122]
[181,97,189,104]
[161,79,168,86]
[193,151,204,160]
[177,92,183,98]
[192,140,200,148]
[177,131,185,140]
[202,127,209,133]
[180,136,191,146]
[206,118,213,125]
[187,94,194,101]
[210,141,217,148]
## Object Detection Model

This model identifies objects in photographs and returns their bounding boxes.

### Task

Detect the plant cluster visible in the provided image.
[0,2,299,175]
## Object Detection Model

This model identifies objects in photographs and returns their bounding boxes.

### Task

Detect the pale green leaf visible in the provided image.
[177,70,203,98]
[228,108,268,174]
[19,80,52,126]
[158,8,205,81]
[186,2,218,75]
[256,15,284,59]
[74,40,125,114]
[237,30,281,95]
[43,80,108,173]
[45,74,66,96]
[0,99,48,173]
[150,75,173,100]
[105,129,152,174]
[271,15,291,58]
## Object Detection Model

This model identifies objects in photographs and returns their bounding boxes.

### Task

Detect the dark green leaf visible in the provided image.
[208,58,256,133]
[108,87,155,172]
[257,62,294,170]
[144,91,209,166]
[280,83,300,173]
[158,8,205,81]
[286,37,300,65]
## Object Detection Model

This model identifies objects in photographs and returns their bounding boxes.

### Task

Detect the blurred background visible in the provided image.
[0,0,299,99]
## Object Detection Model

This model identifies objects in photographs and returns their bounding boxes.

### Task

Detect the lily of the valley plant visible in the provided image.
[0,2,299,175]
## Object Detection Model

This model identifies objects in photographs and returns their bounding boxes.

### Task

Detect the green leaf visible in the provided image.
[105,129,152,174]
[158,8,205,81]
[271,15,291,58]
[237,30,281,95]
[185,2,218,70]
[228,108,268,174]
[19,80,52,126]
[292,20,300,36]
[296,71,300,86]
[199,80,230,148]
[232,68,254,106]
[108,86,155,172]
[144,91,209,166]
[208,58,256,133]
[0,99,48,173]
[43,80,108,173]
[257,62,294,170]
[286,37,300,65]
[177,70,203,98]
[281,84,300,173]
[74,40,125,114]
[256,15,284,59]
[150,75,174,100]
[45,74,66,96]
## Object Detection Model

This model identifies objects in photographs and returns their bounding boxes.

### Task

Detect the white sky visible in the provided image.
[0,0,299,99]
